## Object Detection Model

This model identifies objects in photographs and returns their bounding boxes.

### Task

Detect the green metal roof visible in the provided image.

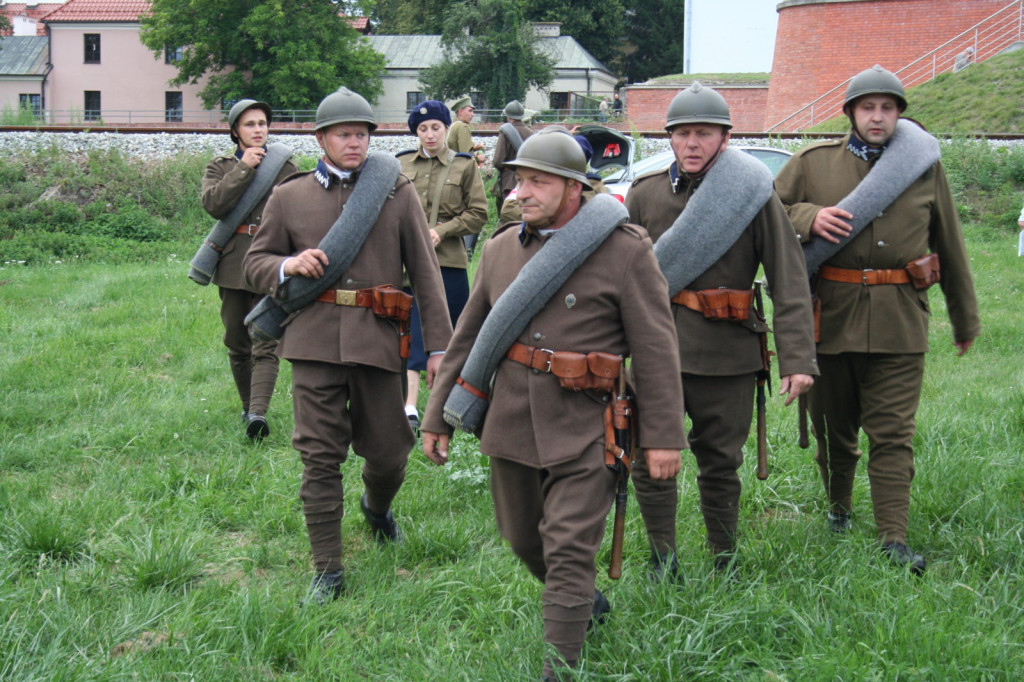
[366,35,611,74]
[0,36,49,76]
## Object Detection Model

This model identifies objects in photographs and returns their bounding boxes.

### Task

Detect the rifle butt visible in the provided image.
[608,490,627,580]
[756,382,768,480]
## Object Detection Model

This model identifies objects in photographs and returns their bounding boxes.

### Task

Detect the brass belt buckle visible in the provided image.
[861,268,874,285]
[335,289,357,306]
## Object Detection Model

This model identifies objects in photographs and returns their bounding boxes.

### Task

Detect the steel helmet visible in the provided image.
[665,82,732,131]
[227,99,272,143]
[504,126,591,188]
[502,100,526,120]
[843,65,907,112]
[315,87,377,132]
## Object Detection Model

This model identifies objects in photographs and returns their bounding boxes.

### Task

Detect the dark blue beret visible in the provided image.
[408,100,452,133]
[573,135,594,163]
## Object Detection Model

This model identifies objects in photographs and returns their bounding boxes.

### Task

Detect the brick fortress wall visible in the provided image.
[765,0,1009,128]
[624,85,769,134]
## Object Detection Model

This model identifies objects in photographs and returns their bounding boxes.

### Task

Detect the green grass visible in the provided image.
[1,144,1023,679]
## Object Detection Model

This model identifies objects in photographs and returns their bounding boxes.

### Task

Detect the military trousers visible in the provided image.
[633,372,755,557]
[489,444,615,672]
[291,360,416,571]
[810,352,925,545]
[218,286,279,416]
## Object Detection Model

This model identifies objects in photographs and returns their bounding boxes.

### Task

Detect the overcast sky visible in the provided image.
[687,0,781,73]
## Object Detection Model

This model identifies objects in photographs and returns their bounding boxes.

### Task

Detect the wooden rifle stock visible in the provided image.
[756,376,768,480]
[608,479,627,579]
[606,369,634,580]
[798,394,809,449]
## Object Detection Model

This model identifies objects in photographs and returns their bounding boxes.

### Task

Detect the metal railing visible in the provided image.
[767,0,1024,132]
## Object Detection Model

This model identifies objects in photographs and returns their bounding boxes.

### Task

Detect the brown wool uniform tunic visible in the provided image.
[201,152,298,417]
[446,119,475,154]
[422,212,685,668]
[775,133,979,544]
[625,163,818,557]
[244,165,452,571]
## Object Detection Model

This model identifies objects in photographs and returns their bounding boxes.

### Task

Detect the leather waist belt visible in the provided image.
[671,288,754,321]
[818,265,910,285]
[316,288,376,307]
[235,224,260,236]
[506,342,622,393]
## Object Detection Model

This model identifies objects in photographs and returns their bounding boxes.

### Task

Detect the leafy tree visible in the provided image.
[0,14,12,35]
[622,0,686,83]
[521,0,625,70]
[371,0,453,34]
[419,0,553,116]
[140,0,386,112]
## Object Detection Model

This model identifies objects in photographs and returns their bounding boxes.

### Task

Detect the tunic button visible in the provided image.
[532,369,540,375]
[877,241,886,247]
[533,332,542,340]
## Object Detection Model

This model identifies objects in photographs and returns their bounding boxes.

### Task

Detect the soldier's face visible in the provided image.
[516,169,575,226]
[234,109,268,150]
[669,124,729,175]
[851,95,900,147]
[317,123,370,171]
[456,105,475,124]
[416,119,448,155]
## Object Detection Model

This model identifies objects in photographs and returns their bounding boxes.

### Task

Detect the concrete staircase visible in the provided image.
[767,0,1024,132]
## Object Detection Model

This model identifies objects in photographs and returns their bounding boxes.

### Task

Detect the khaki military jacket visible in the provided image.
[243,165,453,373]
[399,148,488,269]
[422,213,687,469]
[626,165,818,378]
[201,153,298,290]
[491,120,534,198]
[447,120,475,154]
[774,133,980,354]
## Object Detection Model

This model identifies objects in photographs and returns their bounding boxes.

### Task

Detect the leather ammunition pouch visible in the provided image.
[506,343,622,394]
[671,288,754,322]
[316,284,413,358]
[904,252,940,290]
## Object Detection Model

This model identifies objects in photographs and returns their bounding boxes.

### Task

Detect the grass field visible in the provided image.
[1,220,1022,680]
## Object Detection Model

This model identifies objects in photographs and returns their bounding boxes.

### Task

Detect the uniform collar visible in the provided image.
[313,158,360,190]
[418,147,452,164]
[846,131,886,162]
[233,145,264,161]
[669,161,703,194]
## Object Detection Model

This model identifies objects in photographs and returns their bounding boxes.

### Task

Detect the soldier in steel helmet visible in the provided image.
[421,127,686,679]
[201,99,298,440]
[775,66,979,574]
[243,87,452,604]
[490,99,535,216]
[627,82,817,577]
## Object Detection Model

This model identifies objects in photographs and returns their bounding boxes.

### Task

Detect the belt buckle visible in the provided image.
[538,348,555,373]
[244,224,259,236]
[861,268,874,285]
[335,289,357,306]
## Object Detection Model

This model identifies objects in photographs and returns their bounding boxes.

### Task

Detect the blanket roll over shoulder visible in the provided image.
[188,142,294,285]
[245,152,402,340]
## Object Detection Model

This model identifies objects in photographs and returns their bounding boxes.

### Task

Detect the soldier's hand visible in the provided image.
[780,373,814,406]
[425,353,444,388]
[422,431,449,465]
[283,249,329,278]
[955,338,974,356]
[240,146,266,168]
[644,448,681,480]
[811,206,853,243]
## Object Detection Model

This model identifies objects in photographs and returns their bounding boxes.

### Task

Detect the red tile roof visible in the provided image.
[0,2,66,34]
[40,0,151,23]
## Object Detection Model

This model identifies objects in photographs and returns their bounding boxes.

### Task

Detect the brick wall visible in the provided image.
[766,0,1010,129]
[622,85,770,134]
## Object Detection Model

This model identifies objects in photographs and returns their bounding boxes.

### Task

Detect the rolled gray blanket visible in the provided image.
[245,151,402,341]
[188,142,293,285]
[652,147,774,295]
[443,194,628,433]
[803,119,940,275]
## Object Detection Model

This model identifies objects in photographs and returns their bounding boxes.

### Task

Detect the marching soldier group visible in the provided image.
[192,67,978,679]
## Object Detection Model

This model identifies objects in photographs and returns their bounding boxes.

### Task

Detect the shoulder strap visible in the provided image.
[500,122,524,152]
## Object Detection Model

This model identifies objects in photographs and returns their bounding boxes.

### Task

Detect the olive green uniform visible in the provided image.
[201,152,297,418]
[774,132,980,544]
[447,119,475,154]
[626,163,818,558]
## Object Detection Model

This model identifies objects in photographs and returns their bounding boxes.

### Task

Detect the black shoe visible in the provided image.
[881,542,926,576]
[303,569,345,606]
[361,494,403,544]
[588,589,610,631]
[648,551,681,583]
[246,413,269,440]
[829,512,852,533]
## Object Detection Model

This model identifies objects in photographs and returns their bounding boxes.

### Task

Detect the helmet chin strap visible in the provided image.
[528,179,575,229]
[683,142,726,181]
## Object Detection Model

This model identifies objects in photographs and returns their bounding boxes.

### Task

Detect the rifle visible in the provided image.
[754,283,774,481]
[797,394,809,449]
[605,367,636,580]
